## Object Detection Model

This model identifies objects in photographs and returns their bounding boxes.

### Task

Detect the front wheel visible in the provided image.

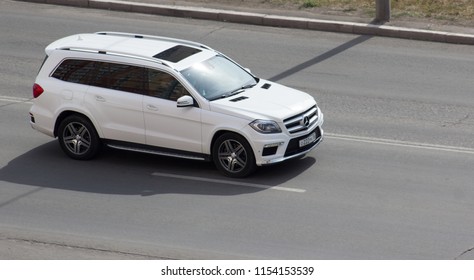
[57,115,101,160]
[212,133,256,178]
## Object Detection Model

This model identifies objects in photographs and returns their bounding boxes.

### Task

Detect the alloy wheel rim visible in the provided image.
[63,122,92,155]
[217,139,247,173]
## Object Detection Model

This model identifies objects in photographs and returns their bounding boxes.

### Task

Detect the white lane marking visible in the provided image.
[326,133,474,155]
[151,172,306,193]
[0,96,33,104]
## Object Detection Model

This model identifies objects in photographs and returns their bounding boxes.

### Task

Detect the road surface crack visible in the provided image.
[442,113,470,127]
[4,237,175,260]
[200,25,225,40]
[455,246,474,260]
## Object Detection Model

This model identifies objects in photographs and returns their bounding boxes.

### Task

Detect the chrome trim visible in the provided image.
[284,106,319,134]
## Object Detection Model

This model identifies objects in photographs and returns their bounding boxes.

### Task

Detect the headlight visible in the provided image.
[249,120,282,134]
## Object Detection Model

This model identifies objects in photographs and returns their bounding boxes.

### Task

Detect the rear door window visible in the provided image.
[90,62,146,95]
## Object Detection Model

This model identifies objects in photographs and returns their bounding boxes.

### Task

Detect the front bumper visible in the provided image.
[251,112,324,166]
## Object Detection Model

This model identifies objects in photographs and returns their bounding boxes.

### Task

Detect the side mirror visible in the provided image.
[177,95,194,107]
[244,68,252,73]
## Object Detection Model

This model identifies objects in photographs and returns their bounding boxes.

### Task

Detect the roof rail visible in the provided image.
[57,47,171,68]
[95,31,213,51]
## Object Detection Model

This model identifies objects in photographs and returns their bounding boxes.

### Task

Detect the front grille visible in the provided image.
[284,127,322,157]
[284,105,319,134]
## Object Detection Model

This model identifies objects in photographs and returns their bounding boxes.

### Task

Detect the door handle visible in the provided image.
[95,95,106,102]
[146,104,159,111]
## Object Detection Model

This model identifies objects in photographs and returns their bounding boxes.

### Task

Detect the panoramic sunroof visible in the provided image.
[154,45,202,63]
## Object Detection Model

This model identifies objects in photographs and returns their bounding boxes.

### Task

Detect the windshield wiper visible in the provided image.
[210,83,257,101]
[229,83,257,95]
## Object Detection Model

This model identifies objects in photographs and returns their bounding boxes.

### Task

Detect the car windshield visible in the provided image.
[181,55,257,101]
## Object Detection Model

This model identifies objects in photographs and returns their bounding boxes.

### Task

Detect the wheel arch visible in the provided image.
[210,129,254,157]
[54,110,102,138]
[210,129,257,177]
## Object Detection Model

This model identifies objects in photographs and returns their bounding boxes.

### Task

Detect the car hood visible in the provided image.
[209,80,316,122]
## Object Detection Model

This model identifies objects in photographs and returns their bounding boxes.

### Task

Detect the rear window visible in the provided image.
[51,59,95,84]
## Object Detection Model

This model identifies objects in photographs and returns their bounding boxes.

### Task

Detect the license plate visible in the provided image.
[299,132,316,148]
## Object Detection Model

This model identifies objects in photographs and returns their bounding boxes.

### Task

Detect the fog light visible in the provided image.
[262,142,283,156]
[263,142,283,148]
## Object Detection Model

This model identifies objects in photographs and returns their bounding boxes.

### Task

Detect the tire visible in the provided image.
[57,115,101,160]
[212,132,256,178]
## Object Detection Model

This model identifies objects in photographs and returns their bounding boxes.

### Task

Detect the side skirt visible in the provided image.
[104,140,211,162]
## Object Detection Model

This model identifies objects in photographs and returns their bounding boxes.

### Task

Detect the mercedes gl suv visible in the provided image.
[30,32,324,177]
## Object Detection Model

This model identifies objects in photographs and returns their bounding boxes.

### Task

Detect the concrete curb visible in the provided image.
[17,0,474,45]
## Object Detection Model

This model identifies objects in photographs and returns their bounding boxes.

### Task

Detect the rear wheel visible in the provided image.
[57,115,100,160]
[212,133,256,178]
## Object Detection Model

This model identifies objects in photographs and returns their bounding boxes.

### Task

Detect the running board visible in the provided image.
[106,143,208,161]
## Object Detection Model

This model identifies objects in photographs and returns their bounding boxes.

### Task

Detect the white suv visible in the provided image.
[30,32,323,177]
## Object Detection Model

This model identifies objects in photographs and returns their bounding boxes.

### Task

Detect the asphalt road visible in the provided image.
[1,0,473,259]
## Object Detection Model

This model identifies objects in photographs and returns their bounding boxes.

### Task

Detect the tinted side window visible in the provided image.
[51,59,95,84]
[91,62,146,95]
[148,69,189,101]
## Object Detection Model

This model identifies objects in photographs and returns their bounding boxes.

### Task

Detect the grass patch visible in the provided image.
[270,0,474,23]
[301,0,322,8]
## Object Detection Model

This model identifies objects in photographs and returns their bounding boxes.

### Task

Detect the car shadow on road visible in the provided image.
[0,141,317,199]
